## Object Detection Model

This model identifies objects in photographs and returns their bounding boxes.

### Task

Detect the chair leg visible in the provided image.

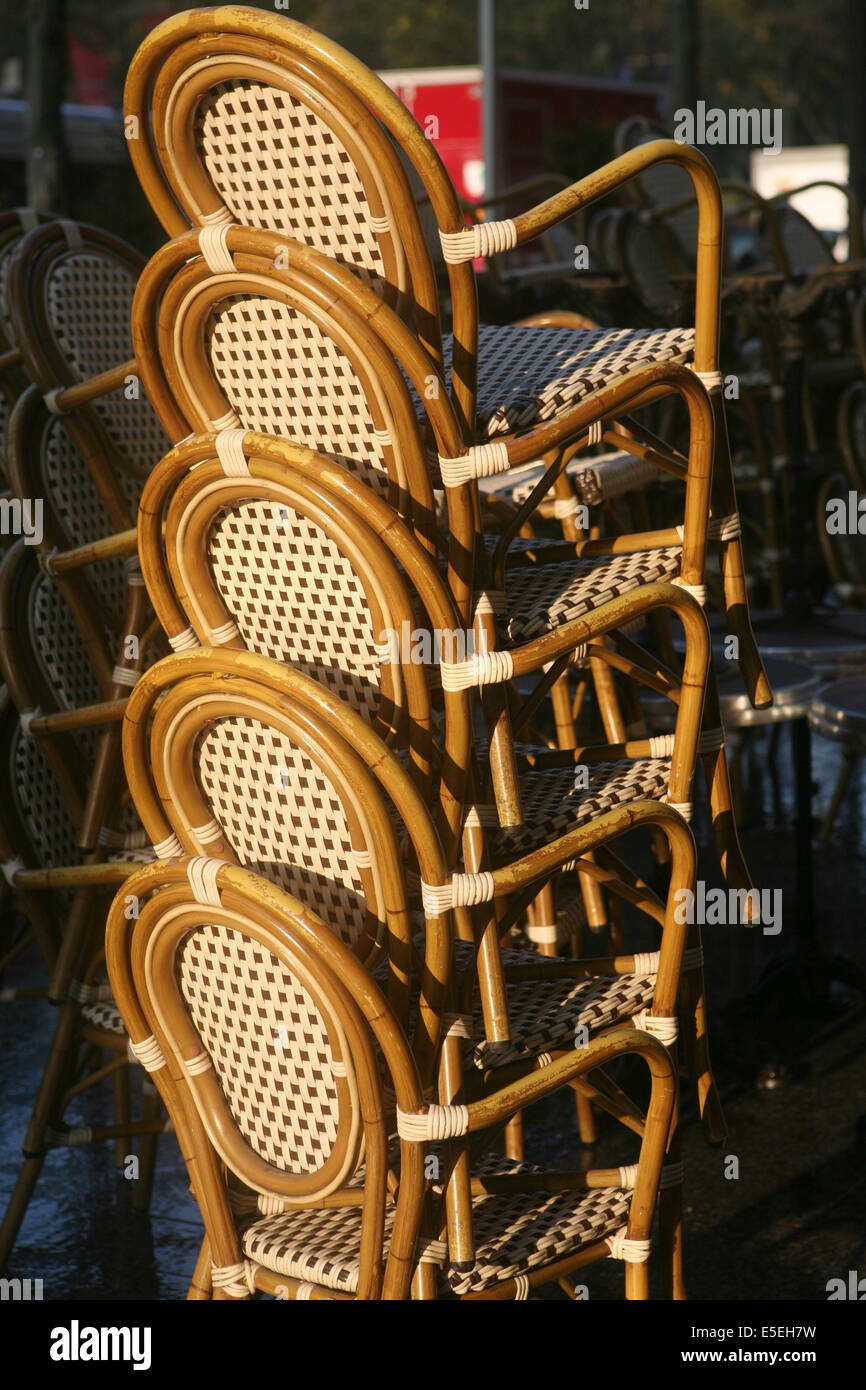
[0,997,82,1268]
[0,1151,48,1272]
[503,1114,524,1161]
[133,1080,162,1213]
[680,924,726,1144]
[187,1235,213,1300]
[658,1120,686,1300]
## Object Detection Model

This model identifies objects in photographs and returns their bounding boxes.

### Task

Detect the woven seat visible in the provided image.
[241,1160,631,1297]
[498,547,683,644]
[471,971,656,1071]
[440,324,695,439]
[427,939,656,1071]
[491,759,672,859]
[479,448,666,511]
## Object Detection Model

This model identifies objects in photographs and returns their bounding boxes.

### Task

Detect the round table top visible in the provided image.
[809,677,866,747]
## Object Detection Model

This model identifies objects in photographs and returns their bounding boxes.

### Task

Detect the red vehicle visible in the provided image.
[379,65,664,200]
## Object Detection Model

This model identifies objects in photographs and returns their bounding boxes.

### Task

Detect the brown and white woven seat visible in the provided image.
[490,758,673,860]
[496,547,683,645]
[435,323,695,439]
[239,1158,633,1298]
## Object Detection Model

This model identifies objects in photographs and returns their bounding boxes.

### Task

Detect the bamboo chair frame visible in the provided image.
[130,228,753,901]
[123,5,769,709]
[133,428,725,1146]
[106,856,677,1299]
[0,209,53,414]
[118,646,696,1284]
[133,426,719,1056]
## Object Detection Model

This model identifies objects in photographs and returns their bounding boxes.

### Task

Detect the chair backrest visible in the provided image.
[616,210,679,321]
[123,653,460,1064]
[125,662,403,978]
[0,544,104,857]
[0,208,55,491]
[6,387,130,628]
[106,856,427,1298]
[133,228,444,541]
[125,5,484,429]
[7,219,170,529]
[0,208,54,354]
[614,115,699,271]
[137,431,473,839]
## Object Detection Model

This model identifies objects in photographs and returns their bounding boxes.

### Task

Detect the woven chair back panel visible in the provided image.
[176,921,341,1172]
[42,416,128,620]
[29,574,103,769]
[45,253,170,481]
[12,724,80,869]
[207,500,381,717]
[0,237,24,342]
[195,80,386,290]
[206,296,389,496]
[197,717,368,948]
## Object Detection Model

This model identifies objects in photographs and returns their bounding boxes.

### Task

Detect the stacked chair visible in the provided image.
[0,4,776,1298]
[80,5,777,1300]
[0,217,172,1263]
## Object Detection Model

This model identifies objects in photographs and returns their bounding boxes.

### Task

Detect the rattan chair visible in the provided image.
[129,226,756,895]
[107,851,678,1299]
[116,646,698,1290]
[131,433,722,1167]
[122,4,770,712]
[0,542,162,1267]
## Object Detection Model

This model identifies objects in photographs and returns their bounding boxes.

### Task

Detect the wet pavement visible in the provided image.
[2,724,865,1301]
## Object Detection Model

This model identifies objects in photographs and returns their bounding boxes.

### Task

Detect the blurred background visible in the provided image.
[1,1,864,251]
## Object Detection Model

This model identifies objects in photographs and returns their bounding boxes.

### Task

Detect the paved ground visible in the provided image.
[1,724,865,1300]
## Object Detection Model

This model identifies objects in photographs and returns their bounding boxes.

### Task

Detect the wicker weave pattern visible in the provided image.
[82,1000,126,1035]
[177,923,341,1173]
[450,1182,631,1294]
[492,758,672,857]
[207,501,381,715]
[240,1162,631,1294]
[197,717,367,947]
[45,252,168,480]
[11,726,80,869]
[195,81,386,288]
[424,324,695,438]
[41,416,128,619]
[502,547,683,643]
[30,574,102,733]
[206,296,389,492]
[472,971,656,1070]
[0,236,24,340]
